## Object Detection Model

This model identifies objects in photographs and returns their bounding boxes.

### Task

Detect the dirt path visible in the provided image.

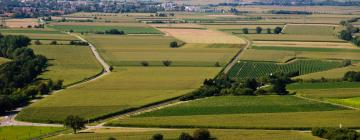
[0,33,111,127]
[223,38,251,74]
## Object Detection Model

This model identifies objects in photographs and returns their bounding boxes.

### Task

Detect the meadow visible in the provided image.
[328,97,360,109]
[240,34,342,42]
[1,28,78,41]
[138,96,344,117]
[85,34,241,67]
[253,41,357,49]
[106,110,360,129]
[283,24,336,36]
[228,59,342,79]
[16,67,220,123]
[48,128,321,140]
[0,126,64,140]
[295,88,360,99]
[30,45,102,86]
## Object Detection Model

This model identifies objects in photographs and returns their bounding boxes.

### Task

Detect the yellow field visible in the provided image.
[5,18,39,28]
[159,28,246,44]
[254,41,357,49]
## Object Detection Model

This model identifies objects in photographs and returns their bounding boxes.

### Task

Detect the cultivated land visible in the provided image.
[0,126,64,140]
[49,128,321,140]
[295,63,360,80]
[283,24,337,36]
[48,24,162,34]
[138,96,344,117]
[85,34,241,66]
[30,45,102,86]
[5,18,39,28]
[158,28,246,44]
[17,67,220,123]
[0,28,78,41]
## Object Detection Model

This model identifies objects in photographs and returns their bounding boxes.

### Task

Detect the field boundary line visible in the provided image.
[223,37,252,74]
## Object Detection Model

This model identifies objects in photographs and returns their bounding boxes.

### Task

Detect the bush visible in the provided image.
[342,59,352,67]
[163,60,172,67]
[105,29,125,35]
[170,41,179,48]
[34,40,42,45]
[266,28,272,34]
[50,40,57,45]
[193,129,211,140]
[344,71,360,82]
[242,28,249,34]
[107,137,116,140]
[274,27,283,34]
[311,127,360,140]
[256,27,262,34]
[179,132,193,140]
[152,134,163,140]
[234,88,254,96]
[254,88,268,95]
[141,61,149,66]
[214,62,221,67]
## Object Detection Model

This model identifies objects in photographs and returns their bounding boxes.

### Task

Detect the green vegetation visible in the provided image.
[312,127,360,140]
[1,28,78,41]
[295,64,360,80]
[252,46,359,52]
[48,129,320,140]
[228,59,342,79]
[50,25,162,34]
[288,82,360,90]
[0,126,64,140]
[106,110,360,129]
[240,34,341,42]
[85,35,239,67]
[16,67,220,123]
[139,96,344,117]
[30,45,102,86]
[283,25,336,36]
[328,97,360,109]
[296,88,360,99]
[0,57,10,64]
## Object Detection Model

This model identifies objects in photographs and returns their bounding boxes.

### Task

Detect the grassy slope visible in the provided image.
[31,45,102,86]
[0,126,64,140]
[17,67,220,123]
[48,129,321,140]
[85,34,240,67]
[139,96,344,117]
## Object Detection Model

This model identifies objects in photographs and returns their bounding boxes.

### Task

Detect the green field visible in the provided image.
[106,110,360,129]
[288,82,360,90]
[295,64,360,80]
[48,129,321,140]
[31,45,102,86]
[328,97,360,109]
[1,28,78,41]
[139,96,344,117]
[228,59,342,79]
[239,34,342,42]
[252,46,360,52]
[283,25,336,36]
[296,88,360,99]
[0,126,64,140]
[85,34,240,67]
[0,28,63,34]
[49,25,162,34]
[16,67,220,123]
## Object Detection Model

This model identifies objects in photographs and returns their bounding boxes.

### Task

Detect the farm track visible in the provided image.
[0,33,111,127]
[223,38,252,74]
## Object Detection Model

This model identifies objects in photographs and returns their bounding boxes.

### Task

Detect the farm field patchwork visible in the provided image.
[158,28,246,44]
[295,63,360,80]
[48,128,321,140]
[106,110,360,129]
[228,59,342,79]
[138,96,345,117]
[5,18,39,28]
[240,34,342,42]
[16,67,220,123]
[0,126,64,140]
[85,34,241,66]
[30,45,102,86]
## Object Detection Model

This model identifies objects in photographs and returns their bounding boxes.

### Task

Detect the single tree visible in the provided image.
[214,62,221,67]
[50,40,57,45]
[256,27,263,34]
[141,61,149,66]
[170,41,178,48]
[193,129,211,140]
[163,60,172,67]
[179,132,193,140]
[34,40,42,45]
[339,30,353,41]
[107,137,117,140]
[274,27,283,34]
[242,28,249,34]
[152,134,164,140]
[266,28,272,34]
[64,115,85,134]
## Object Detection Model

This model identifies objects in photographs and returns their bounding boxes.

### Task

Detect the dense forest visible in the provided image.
[0,33,61,114]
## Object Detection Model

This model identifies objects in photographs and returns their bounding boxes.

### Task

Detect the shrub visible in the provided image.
[34,40,42,45]
[311,127,360,140]
[105,29,125,35]
[50,40,57,45]
[152,134,164,140]
[234,88,254,96]
[141,61,149,66]
[170,41,178,48]
[254,88,268,95]
[163,60,172,67]
[179,132,193,140]
[256,27,262,34]
[214,62,221,67]
[242,28,249,34]
[109,66,114,71]
[193,129,211,140]
[267,28,272,34]
[274,27,283,34]
[107,137,116,140]
[342,59,352,67]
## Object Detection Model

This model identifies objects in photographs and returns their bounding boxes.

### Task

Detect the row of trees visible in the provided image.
[34,40,88,46]
[95,29,125,35]
[312,127,360,140]
[0,34,63,113]
[242,27,282,34]
[180,72,295,101]
[343,71,360,82]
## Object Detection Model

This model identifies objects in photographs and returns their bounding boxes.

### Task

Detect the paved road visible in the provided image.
[0,33,111,127]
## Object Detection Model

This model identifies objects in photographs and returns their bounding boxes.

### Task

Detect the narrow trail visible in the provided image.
[223,38,252,74]
[0,33,111,127]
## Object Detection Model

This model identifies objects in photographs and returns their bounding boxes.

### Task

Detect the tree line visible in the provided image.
[242,26,282,34]
[339,18,360,47]
[180,72,296,101]
[312,127,360,140]
[0,33,63,114]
